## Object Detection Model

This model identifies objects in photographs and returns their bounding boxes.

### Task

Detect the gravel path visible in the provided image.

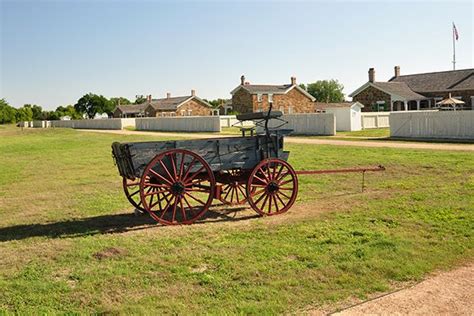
[79,129,474,151]
[332,263,474,315]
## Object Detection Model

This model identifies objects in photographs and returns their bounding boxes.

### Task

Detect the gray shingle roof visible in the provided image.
[240,84,293,94]
[115,104,147,114]
[147,96,191,111]
[389,68,474,92]
[373,82,426,100]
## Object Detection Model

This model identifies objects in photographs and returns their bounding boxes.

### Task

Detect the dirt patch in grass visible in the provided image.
[93,247,128,260]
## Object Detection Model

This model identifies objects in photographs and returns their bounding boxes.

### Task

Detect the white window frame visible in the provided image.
[257,94,262,102]
[279,106,285,114]
[288,106,294,114]
[268,94,273,103]
[181,110,185,116]
[187,110,192,116]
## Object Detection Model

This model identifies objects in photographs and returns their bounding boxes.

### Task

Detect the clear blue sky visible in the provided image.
[1,0,473,110]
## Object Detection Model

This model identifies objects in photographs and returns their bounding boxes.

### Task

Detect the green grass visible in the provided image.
[0,124,473,314]
[335,128,390,138]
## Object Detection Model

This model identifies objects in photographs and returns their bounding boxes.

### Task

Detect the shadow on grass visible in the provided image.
[0,206,259,242]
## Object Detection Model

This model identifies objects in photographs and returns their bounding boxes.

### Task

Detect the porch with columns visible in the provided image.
[390,98,431,111]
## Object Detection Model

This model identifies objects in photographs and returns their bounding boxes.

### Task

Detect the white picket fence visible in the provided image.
[219,115,255,128]
[361,112,390,129]
[258,113,336,135]
[136,116,221,132]
[50,119,125,130]
[390,111,474,139]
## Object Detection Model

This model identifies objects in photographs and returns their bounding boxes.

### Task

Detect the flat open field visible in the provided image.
[0,125,473,314]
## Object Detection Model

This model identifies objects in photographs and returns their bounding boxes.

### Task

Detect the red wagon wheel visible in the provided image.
[246,158,298,216]
[218,169,248,205]
[122,177,146,213]
[139,149,215,225]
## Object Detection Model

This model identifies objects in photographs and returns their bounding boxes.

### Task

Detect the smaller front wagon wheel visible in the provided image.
[246,158,298,216]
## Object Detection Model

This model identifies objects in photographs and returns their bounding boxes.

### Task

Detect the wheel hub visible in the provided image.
[267,181,279,193]
[171,181,185,195]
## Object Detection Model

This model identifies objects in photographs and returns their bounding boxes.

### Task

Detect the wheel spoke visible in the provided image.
[279,179,294,186]
[182,157,197,181]
[149,169,173,186]
[253,174,268,186]
[159,160,175,183]
[178,152,185,181]
[275,192,286,207]
[258,168,270,182]
[129,189,140,198]
[143,183,169,189]
[279,190,291,200]
[182,195,197,216]
[268,194,273,213]
[260,194,269,210]
[272,195,280,212]
[179,197,187,222]
[184,166,206,185]
[170,153,178,180]
[185,191,207,206]
[171,196,178,222]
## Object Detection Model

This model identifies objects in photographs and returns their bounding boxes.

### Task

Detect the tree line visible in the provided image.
[0,94,136,123]
[0,80,344,124]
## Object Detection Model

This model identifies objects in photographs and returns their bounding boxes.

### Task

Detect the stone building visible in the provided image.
[113,104,147,118]
[350,67,474,112]
[230,75,316,114]
[143,90,213,117]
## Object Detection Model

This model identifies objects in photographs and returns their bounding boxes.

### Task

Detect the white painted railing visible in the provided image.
[259,113,336,135]
[390,111,474,139]
[136,116,221,132]
[361,112,390,129]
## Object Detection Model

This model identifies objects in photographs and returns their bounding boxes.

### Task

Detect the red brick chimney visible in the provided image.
[147,95,152,104]
[394,66,400,78]
[368,68,375,83]
[166,92,171,99]
[191,89,196,96]
[240,75,245,85]
[291,76,296,85]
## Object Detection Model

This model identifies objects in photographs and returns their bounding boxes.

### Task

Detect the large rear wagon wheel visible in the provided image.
[246,158,298,216]
[123,177,146,213]
[139,149,215,225]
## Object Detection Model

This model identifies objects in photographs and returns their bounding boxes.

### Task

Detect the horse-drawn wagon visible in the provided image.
[112,107,384,225]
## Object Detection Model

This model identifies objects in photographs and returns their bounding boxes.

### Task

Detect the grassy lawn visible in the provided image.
[0,125,472,314]
[335,128,390,138]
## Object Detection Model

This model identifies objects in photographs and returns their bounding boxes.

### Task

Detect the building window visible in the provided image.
[376,101,386,112]
[288,106,293,114]
[268,94,273,103]
[181,110,185,116]
[279,106,285,114]
[257,94,262,102]
[187,110,192,116]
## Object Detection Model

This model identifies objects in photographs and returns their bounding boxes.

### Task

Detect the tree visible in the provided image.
[0,99,17,124]
[305,80,344,103]
[74,93,114,119]
[203,98,228,108]
[23,104,44,120]
[54,105,82,120]
[299,83,307,91]
[110,97,132,107]
[134,95,147,104]
[15,106,33,122]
